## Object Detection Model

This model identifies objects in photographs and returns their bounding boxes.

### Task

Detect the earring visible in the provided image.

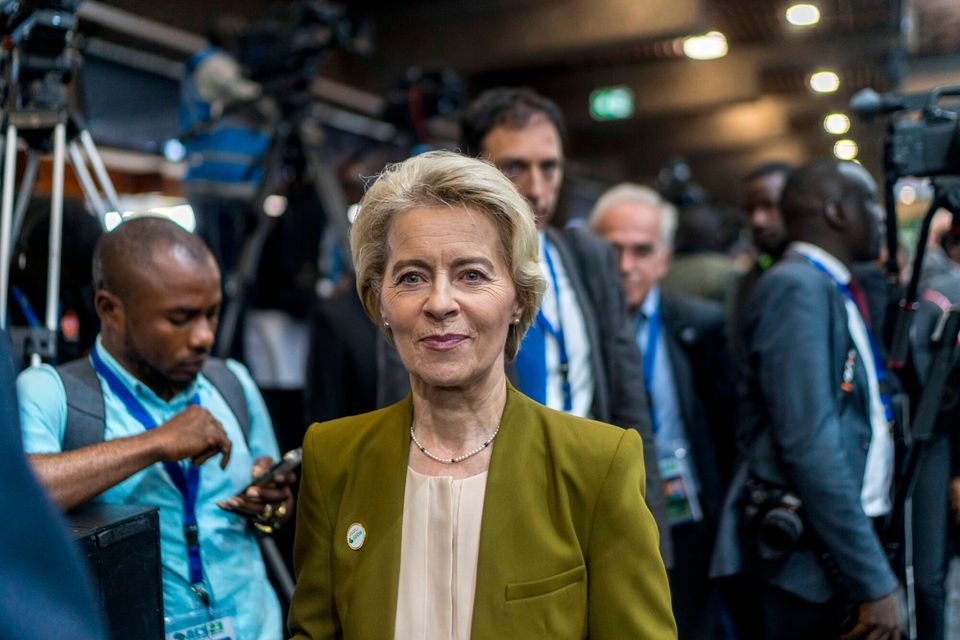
[383,320,390,328]
[512,317,520,325]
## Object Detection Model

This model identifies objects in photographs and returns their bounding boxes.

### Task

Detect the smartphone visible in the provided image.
[219,447,302,519]
[246,447,302,489]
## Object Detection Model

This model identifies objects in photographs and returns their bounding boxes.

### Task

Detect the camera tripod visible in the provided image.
[0,44,120,366]
[880,178,960,640]
[212,97,352,361]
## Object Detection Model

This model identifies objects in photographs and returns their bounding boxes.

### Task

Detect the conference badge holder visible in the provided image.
[659,446,703,526]
[165,606,237,640]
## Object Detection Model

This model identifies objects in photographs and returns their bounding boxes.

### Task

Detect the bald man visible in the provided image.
[713,160,901,640]
[17,216,292,640]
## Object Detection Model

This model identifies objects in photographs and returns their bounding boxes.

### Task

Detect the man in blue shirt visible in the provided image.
[18,216,292,640]
[590,183,736,640]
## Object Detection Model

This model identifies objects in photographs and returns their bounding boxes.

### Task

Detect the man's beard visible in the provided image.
[122,336,196,399]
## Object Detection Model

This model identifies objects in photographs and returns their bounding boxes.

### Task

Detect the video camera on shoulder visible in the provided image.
[743,477,805,563]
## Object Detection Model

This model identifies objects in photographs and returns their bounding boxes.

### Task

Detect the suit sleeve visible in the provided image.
[751,270,898,602]
[588,428,677,639]
[572,229,672,564]
[288,425,341,639]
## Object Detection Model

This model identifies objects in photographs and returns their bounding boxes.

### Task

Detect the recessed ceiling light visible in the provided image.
[682,31,728,60]
[823,113,851,135]
[834,139,858,160]
[898,185,917,205]
[786,4,821,27]
[810,70,840,93]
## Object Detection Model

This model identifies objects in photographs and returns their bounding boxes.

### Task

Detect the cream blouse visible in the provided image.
[393,467,489,640]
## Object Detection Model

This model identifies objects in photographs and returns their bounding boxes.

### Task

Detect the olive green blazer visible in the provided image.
[289,384,676,639]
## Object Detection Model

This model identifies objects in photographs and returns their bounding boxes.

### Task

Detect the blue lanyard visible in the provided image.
[636,307,662,434]
[800,255,895,422]
[538,239,572,411]
[90,347,207,587]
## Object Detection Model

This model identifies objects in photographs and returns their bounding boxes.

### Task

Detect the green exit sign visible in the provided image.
[589,86,634,121]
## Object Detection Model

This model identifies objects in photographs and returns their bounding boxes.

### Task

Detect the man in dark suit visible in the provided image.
[590,183,735,640]
[712,160,902,639]
[0,329,107,640]
[460,87,667,556]
[728,162,793,378]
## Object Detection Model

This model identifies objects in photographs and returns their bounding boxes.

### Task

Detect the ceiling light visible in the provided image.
[833,139,858,160]
[810,70,840,93]
[823,113,851,135]
[682,31,728,60]
[898,185,917,205]
[786,4,821,27]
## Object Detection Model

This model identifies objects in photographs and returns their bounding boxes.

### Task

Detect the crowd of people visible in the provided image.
[3,81,960,640]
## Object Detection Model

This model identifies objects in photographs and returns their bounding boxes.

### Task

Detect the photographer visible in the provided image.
[713,160,901,639]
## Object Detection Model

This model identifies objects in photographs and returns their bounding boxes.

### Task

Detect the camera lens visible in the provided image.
[756,507,804,562]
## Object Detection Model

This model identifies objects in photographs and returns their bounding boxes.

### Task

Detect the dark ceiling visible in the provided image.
[80,0,960,206]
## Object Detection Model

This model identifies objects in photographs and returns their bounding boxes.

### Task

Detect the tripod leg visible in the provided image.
[39,121,67,366]
[68,141,108,224]
[11,151,40,250]
[0,124,19,329]
[301,140,353,273]
[78,130,121,213]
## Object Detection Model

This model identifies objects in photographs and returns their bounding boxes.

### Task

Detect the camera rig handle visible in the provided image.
[887,179,960,369]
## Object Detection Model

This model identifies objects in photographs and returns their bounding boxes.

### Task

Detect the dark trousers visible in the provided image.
[723,576,847,640]
[670,520,727,640]
[911,431,950,640]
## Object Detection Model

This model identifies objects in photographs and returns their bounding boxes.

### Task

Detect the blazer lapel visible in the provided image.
[340,397,412,639]
[470,384,540,636]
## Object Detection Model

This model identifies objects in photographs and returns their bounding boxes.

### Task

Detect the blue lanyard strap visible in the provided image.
[636,307,662,434]
[800,256,895,422]
[538,239,572,411]
[90,347,207,586]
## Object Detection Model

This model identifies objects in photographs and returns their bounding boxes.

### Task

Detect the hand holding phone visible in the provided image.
[245,447,302,491]
[218,448,300,523]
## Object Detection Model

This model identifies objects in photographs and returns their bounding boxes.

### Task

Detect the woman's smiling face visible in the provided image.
[379,206,522,391]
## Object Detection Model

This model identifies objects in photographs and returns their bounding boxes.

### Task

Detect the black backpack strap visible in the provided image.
[201,358,250,445]
[56,357,106,451]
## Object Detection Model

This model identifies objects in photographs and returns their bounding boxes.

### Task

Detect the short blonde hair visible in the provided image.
[351,150,545,360]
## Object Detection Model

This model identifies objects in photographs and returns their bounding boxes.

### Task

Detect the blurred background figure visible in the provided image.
[590,183,736,640]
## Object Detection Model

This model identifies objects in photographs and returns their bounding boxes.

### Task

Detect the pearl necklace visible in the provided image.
[410,423,501,464]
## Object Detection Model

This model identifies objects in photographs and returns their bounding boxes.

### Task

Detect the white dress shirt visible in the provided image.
[539,232,594,417]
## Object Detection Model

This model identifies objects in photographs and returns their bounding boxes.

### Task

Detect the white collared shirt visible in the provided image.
[789,242,893,516]
[539,232,594,418]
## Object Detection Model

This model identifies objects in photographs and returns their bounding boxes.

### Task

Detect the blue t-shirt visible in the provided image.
[18,337,282,640]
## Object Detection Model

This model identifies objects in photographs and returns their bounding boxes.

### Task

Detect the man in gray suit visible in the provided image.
[712,160,902,639]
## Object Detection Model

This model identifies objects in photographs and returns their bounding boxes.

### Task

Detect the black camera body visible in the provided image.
[851,86,960,179]
[743,477,805,563]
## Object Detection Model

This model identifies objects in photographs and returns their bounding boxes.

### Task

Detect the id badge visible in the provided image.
[659,449,703,526]
[165,607,237,640]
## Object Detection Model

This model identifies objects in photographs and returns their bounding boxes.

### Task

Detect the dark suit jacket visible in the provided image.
[304,286,379,424]
[712,254,899,605]
[376,226,670,562]
[0,330,107,640]
[289,384,676,639]
[659,289,736,521]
